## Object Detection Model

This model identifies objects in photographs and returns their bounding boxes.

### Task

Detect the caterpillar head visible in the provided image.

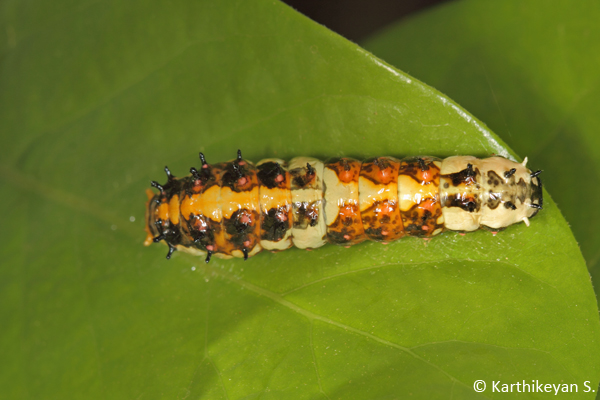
[440,156,543,231]
[477,156,543,229]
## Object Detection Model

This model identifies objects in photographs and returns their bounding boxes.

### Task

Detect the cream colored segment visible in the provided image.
[230,244,262,259]
[174,245,228,260]
[397,175,437,212]
[288,157,326,249]
[440,155,480,174]
[176,245,207,257]
[175,245,236,260]
[257,158,286,167]
[323,167,358,226]
[481,157,531,185]
[480,208,528,229]
[195,185,222,222]
[440,156,483,231]
[261,231,293,251]
[288,157,324,185]
[478,157,535,229]
[442,207,481,231]
[220,186,259,220]
[291,200,327,249]
[358,177,397,212]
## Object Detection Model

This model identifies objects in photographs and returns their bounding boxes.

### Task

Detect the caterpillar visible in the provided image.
[144,151,543,262]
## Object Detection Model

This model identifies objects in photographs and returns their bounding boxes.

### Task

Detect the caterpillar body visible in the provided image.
[144,151,543,262]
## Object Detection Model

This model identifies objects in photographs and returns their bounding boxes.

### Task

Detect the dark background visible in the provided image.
[281,0,451,42]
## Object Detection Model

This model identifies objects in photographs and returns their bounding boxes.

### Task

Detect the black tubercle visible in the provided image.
[149,166,187,259]
[504,168,516,178]
[237,149,243,162]
[190,153,212,185]
[530,203,543,210]
[222,157,250,190]
[152,165,184,198]
[342,158,351,171]
[291,163,316,188]
[242,247,249,261]
[531,170,543,178]
[466,201,477,212]
[205,251,212,264]
[417,158,428,172]
[190,167,201,181]
[151,181,164,192]
[164,166,174,181]
[231,162,244,179]
[466,163,475,177]
[166,245,176,260]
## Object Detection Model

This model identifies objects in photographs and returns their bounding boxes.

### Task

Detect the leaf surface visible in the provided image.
[363,0,600,306]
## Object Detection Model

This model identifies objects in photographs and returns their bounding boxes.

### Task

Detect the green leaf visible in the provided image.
[1,0,598,399]
[363,0,600,309]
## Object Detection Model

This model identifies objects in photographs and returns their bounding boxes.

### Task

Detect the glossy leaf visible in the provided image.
[363,0,600,310]
[1,0,598,399]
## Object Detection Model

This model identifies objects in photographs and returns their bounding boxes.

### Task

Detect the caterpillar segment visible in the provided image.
[145,151,543,262]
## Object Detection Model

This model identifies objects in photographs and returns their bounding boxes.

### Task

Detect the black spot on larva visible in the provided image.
[261,207,289,241]
[445,194,481,212]
[530,175,543,217]
[444,164,479,187]
[293,201,319,228]
[222,160,252,191]
[504,201,517,210]
[466,201,477,212]
[487,190,501,210]
[257,161,286,189]
[342,159,351,171]
[290,164,316,188]
[487,170,503,187]
[443,182,449,189]
[504,168,516,178]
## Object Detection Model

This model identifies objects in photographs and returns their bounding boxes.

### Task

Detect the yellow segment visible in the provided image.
[168,194,180,225]
[197,185,223,222]
[323,167,359,226]
[158,202,169,221]
[397,175,438,212]
[220,186,259,220]
[260,187,291,211]
[358,177,397,212]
